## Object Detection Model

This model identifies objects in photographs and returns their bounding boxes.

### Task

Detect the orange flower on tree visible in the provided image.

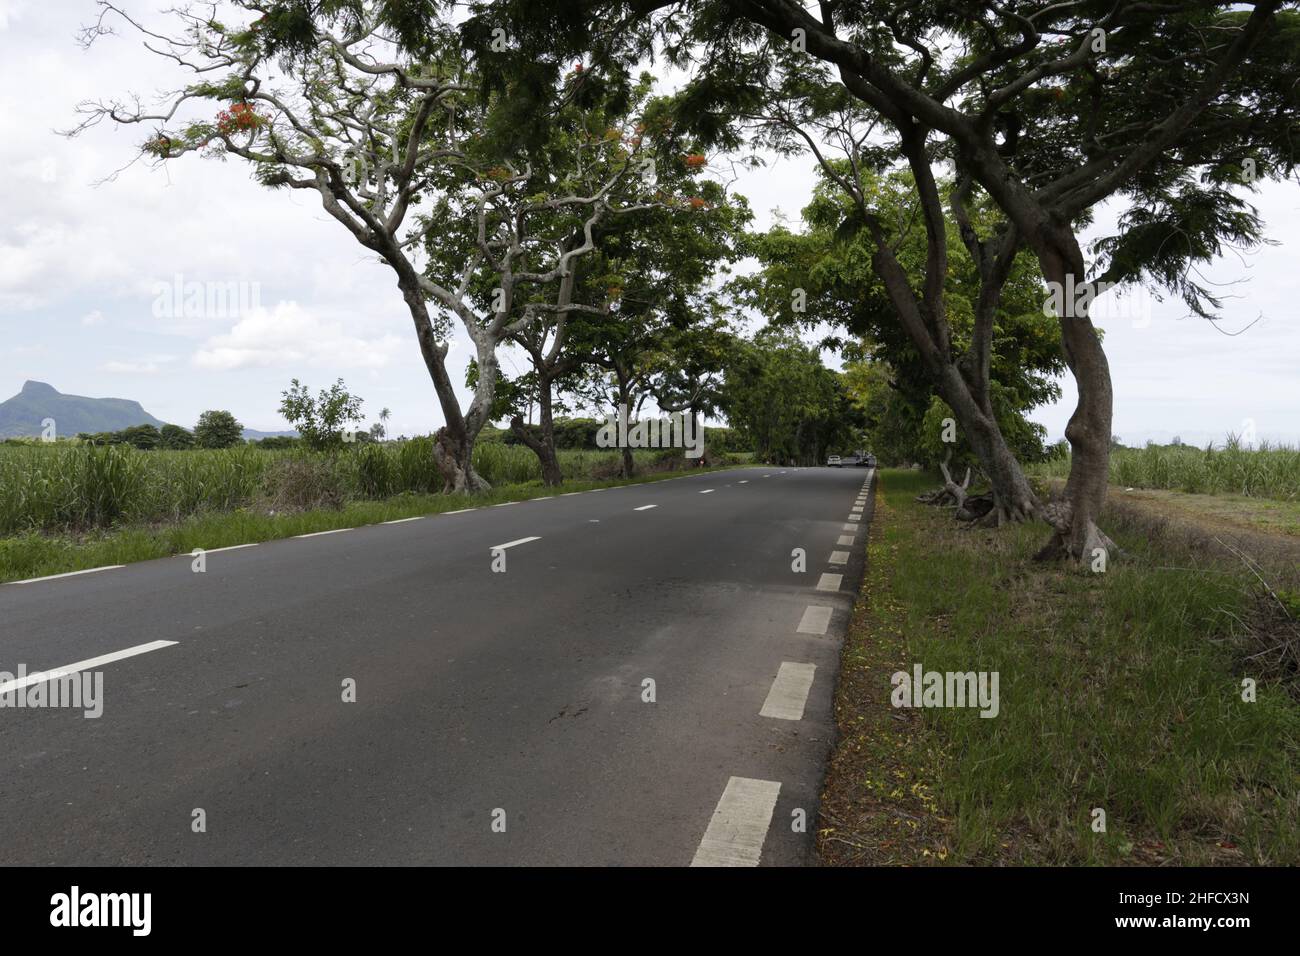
[215,102,265,136]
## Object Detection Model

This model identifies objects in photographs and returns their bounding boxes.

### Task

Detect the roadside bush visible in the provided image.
[261,454,347,513]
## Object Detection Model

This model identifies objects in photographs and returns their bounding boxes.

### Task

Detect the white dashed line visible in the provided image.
[9,565,125,585]
[0,640,178,695]
[816,572,843,592]
[561,492,582,496]
[829,550,849,565]
[493,501,518,507]
[200,543,260,554]
[797,605,833,635]
[690,776,782,867]
[738,480,749,484]
[837,535,856,546]
[700,489,715,494]
[381,517,424,525]
[847,515,860,522]
[760,662,817,720]
[490,536,541,551]
[443,508,477,515]
[634,505,658,511]
[842,523,857,532]
[295,528,352,538]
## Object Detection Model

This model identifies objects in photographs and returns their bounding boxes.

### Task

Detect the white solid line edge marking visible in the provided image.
[10,565,125,585]
[689,776,782,867]
[201,543,260,553]
[490,536,541,551]
[816,572,843,592]
[634,504,658,511]
[0,640,178,695]
[797,605,833,635]
[295,528,352,538]
[759,662,817,721]
[442,508,477,515]
[381,517,424,525]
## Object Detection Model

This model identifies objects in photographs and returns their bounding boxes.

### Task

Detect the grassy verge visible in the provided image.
[1095,484,1299,539]
[0,464,744,584]
[818,468,1300,866]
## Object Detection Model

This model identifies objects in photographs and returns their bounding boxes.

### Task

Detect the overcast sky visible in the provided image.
[2,1,1296,446]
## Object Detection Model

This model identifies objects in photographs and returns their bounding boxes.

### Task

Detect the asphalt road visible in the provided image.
[0,464,875,866]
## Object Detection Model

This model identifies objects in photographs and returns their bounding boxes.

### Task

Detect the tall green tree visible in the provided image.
[194,410,244,449]
[740,168,1065,493]
[721,329,860,465]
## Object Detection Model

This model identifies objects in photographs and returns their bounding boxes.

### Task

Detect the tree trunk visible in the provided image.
[615,373,635,478]
[396,273,490,494]
[510,373,563,486]
[433,426,490,494]
[1035,234,1116,562]
[935,365,1040,525]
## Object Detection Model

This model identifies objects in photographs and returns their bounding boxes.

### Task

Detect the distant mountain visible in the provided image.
[0,381,167,439]
[242,428,298,441]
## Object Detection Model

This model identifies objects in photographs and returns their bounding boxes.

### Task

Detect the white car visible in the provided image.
[827,455,842,467]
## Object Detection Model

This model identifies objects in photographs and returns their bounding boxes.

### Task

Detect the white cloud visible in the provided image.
[192,301,402,371]
[82,309,104,326]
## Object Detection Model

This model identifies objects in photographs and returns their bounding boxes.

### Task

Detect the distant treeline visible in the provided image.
[2,416,749,454]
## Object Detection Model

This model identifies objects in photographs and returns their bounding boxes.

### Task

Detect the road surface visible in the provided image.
[0,465,875,866]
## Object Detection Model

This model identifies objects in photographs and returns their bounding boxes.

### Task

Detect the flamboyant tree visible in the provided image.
[739,166,1065,515]
[660,0,1300,561]
[69,1,661,491]
[541,142,751,477]
[721,328,860,465]
[433,73,736,483]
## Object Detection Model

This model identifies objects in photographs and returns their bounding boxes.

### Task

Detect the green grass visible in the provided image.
[1030,438,1300,501]
[819,468,1300,866]
[0,463,746,584]
[0,440,695,536]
